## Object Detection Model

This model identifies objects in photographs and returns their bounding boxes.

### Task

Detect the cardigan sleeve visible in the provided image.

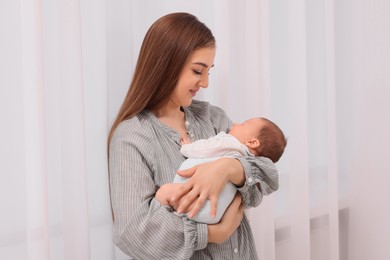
[235,156,279,208]
[109,119,208,260]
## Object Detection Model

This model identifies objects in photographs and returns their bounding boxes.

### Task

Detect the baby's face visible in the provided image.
[229,118,264,144]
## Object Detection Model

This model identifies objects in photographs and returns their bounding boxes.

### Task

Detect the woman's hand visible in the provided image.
[171,157,245,219]
[208,193,244,243]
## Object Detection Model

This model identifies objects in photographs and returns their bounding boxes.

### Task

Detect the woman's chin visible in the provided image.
[182,99,193,107]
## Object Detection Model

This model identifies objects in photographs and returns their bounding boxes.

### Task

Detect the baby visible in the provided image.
[172,117,287,224]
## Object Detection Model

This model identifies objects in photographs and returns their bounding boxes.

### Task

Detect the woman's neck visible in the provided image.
[152,103,187,136]
[152,102,183,120]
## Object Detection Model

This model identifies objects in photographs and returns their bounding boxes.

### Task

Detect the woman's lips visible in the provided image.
[189,89,197,97]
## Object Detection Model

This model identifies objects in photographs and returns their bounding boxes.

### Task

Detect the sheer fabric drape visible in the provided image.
[1,0,390,260]
[1,0,112,259]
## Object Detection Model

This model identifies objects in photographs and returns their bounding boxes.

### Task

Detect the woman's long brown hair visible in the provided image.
[107,12,215,156]
[107,13,215,221]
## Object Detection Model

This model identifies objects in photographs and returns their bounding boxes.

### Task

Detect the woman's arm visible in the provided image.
[234,156,279,208]
[109,122,207,259]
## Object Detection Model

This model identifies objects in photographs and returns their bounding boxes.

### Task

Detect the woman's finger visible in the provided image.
[176,188,199,214]
[188,194,207,218]
[209,194,218,219]
[171,182,192,203]
[176,166,196,178]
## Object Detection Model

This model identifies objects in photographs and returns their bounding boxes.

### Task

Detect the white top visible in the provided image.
[180,131,252,158]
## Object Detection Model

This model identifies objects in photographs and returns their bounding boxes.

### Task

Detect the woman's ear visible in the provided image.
[246,138,260,149]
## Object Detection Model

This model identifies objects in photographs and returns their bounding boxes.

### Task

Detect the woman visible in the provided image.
[108,12,278,260]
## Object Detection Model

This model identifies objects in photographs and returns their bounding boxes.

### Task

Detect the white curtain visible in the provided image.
[1,0,113,259]
[1,0,389,260]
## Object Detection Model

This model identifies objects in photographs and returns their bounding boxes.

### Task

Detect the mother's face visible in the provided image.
[170,47,216,107]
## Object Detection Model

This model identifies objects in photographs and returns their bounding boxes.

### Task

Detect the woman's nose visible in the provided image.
[199,73,209,88]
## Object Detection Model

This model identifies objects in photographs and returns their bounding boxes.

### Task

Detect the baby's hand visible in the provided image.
[180,136,191,145]
[155,183,181,205]
[156,183,196,213]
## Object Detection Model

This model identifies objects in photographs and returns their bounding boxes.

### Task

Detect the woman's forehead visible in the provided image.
[188,47,215,67]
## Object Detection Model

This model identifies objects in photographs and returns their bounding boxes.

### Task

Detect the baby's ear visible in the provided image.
[246,138,260,149]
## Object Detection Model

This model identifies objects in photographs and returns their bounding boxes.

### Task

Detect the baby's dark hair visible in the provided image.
[256,117,287,163]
